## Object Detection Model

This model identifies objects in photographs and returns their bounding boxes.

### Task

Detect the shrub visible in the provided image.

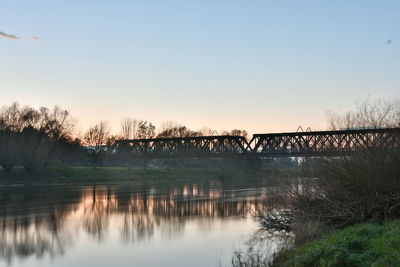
[256,146,400,250]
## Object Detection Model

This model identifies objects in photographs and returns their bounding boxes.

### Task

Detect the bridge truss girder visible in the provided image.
[250,128,400,157]
[114,128,400,158]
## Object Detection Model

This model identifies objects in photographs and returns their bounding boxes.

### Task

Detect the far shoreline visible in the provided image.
[0,166,303,186]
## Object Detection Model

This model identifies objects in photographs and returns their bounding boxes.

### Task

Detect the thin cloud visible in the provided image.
[0,31,20,40]
[32,36,44,41]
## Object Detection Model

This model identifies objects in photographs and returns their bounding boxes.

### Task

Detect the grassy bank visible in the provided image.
[0,166,296,185]
[274,220,400,266]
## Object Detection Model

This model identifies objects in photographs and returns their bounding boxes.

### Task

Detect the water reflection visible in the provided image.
[0,183,269,266]
[231,230,294,266]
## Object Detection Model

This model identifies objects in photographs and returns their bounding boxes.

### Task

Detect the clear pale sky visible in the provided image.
[1,0,399,134]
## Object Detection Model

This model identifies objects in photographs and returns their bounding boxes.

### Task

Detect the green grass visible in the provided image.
[274,220,400,267]
[0,166,277,185]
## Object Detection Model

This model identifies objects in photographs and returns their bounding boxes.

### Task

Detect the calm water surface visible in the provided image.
[0,180,272,267]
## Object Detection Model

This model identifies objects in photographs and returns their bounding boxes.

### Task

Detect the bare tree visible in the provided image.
[20,105,75,171]
[38,106,75,168]
[120,118,133,140]
[199,126,215,136]
[158,120,180,135]
[0,102,24,171]
[84,122,110,168]
[137,121,156,139]
[157,121,203,138]
[327,98,400,130]
[0,103,75,172]
[221,129,249,139]
[120,118,140,140]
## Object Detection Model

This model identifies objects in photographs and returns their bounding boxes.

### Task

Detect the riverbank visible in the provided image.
[273,220,400,266]
[0,166,302,185]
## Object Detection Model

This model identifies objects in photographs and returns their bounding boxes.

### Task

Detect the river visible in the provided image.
[0,180,278,267]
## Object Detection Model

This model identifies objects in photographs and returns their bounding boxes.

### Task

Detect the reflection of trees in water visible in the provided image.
[0,184,268,263]
[114,185,267,241]
[0,213,73,264]
[82,186,116,240]
[121,209,157,242]
[0,187,81,264]
[231,230,294,267]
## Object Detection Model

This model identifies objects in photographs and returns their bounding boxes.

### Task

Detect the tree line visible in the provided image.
[0,102,248,172]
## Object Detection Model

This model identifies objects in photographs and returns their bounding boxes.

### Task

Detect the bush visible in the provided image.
[312,147,400,227]
[255,147,400,251]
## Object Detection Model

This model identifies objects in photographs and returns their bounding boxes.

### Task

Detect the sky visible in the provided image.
[1,0,399,135]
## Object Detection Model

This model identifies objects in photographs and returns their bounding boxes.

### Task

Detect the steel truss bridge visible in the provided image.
[115,128,400,158]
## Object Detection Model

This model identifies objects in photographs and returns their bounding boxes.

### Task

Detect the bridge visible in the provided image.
[114,127,400,158]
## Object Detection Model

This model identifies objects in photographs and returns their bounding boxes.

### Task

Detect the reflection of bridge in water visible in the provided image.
[115,128,400,158]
